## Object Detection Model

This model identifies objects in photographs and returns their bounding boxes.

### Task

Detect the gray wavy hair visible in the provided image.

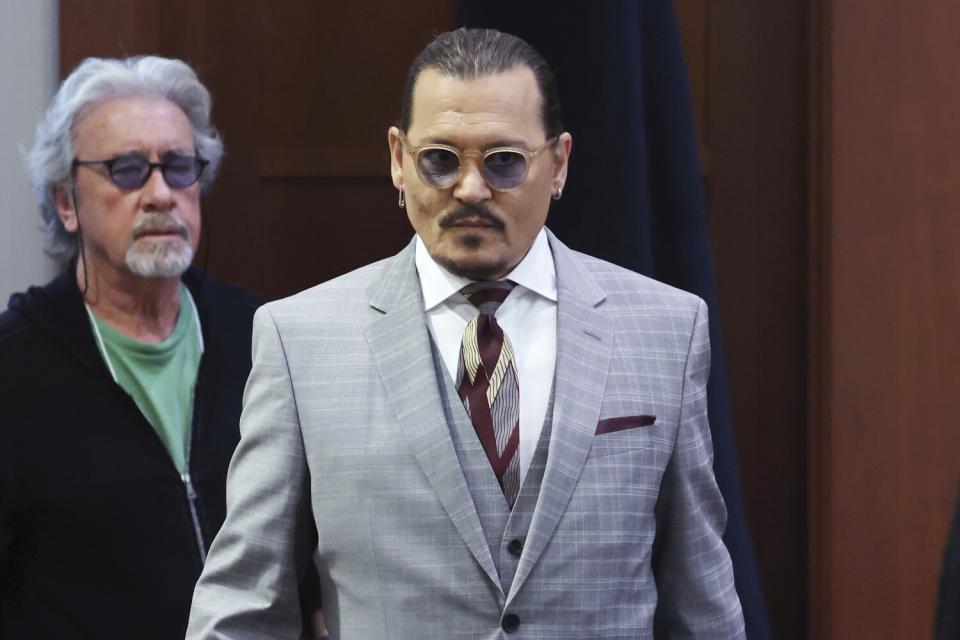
[26,55,224,259]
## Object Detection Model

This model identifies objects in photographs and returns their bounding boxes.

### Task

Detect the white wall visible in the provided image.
[0,0,58,303]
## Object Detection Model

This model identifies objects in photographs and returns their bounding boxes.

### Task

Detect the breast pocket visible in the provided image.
[595,414,656,435]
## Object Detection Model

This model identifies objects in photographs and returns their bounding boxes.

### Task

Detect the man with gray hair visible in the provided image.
[189,28,744,639]
[0,56,264,638]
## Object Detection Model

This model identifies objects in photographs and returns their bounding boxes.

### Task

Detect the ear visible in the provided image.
[388,126,405,191]
[53,185,79,234]
[551,132,573,194]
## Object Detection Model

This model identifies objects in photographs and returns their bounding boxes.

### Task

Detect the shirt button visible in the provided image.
[502,612,520,633]
[507,538,524,556]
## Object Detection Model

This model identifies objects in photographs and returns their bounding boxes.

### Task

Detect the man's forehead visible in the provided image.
[407,67,544,139]
[73,96,194,153]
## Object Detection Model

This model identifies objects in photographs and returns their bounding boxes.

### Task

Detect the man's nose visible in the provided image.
[139,166,175,211]
[452,159,492,203]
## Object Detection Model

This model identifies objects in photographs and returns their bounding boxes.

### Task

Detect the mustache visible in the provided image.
[131,213,189,240]
[438,204,505,231]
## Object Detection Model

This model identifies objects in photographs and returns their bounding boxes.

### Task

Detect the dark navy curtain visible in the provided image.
[456,2,772,637]
[936,492,960,640]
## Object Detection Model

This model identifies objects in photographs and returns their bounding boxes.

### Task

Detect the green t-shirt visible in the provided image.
[87,285,203,472]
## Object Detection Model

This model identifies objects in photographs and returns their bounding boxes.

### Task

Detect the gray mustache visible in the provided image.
[132,214,189,240]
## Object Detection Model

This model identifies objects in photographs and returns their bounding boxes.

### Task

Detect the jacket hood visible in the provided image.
[7,269,79,332]
[3,269,113,380]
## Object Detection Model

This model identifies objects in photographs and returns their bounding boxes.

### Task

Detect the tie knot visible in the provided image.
[461,280,515,315]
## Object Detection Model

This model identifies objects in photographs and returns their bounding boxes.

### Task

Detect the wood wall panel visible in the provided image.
[198,1,456,297]
[60,0,160,67]
[811,1,960,637]
[807,2,833,637]
[257,3,448,163]
[709,2,809,638]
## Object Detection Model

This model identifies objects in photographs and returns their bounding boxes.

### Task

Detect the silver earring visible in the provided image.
[553,187,563,201]
[398,188,405,208]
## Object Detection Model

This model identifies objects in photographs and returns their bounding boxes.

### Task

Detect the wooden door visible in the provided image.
[808,0,960,637]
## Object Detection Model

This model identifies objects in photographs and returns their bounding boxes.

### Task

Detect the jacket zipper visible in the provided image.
[182,372,208,567]
[182,470,207,565]
[183,288,208,568]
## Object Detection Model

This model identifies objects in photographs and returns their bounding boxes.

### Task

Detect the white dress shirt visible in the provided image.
[415,229,558,485]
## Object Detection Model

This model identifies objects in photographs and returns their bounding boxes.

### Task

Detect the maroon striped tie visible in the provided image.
[457,281,521,507]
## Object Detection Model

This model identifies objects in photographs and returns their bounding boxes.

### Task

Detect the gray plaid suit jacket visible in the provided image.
[187,230,745,639]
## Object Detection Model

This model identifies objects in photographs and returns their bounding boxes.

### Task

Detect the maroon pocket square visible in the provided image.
[595,415,657,435]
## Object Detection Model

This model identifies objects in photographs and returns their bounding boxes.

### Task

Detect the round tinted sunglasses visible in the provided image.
[397,130,558,191]
[73,152,209,190]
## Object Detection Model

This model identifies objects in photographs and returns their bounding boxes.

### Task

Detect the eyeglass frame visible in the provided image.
[72,152,209,191]
[396,130,559,191]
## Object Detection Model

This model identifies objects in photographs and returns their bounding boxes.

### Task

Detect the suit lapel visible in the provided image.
[363,240,502,593]
[507,230,614,602]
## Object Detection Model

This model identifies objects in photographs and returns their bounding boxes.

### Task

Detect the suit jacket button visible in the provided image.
[502,612,520,633]
[507,538,524,556]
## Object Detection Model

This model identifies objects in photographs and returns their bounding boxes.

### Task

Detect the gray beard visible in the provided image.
[125,237,193,278]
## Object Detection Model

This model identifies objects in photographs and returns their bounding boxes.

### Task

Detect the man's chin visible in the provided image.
[125,239,194,278]
[437,253,509,281]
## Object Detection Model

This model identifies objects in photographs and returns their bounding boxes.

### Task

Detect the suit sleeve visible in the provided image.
[187,305,315,639]
[652,299,746,639]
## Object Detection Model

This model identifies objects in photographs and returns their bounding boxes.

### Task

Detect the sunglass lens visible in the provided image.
[417,148,460,187]
[483,151,527,190]
[109,156,150,189]
[163,155,201,188]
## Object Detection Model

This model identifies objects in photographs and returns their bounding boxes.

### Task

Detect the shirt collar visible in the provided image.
[414,227,558,311]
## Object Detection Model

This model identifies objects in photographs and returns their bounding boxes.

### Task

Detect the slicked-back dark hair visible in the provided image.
[398,27,563,138]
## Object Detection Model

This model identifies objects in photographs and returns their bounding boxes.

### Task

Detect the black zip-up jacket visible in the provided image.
[0,268,263,639]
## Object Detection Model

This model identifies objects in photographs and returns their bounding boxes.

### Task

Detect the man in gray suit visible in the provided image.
[188,28,745,639]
